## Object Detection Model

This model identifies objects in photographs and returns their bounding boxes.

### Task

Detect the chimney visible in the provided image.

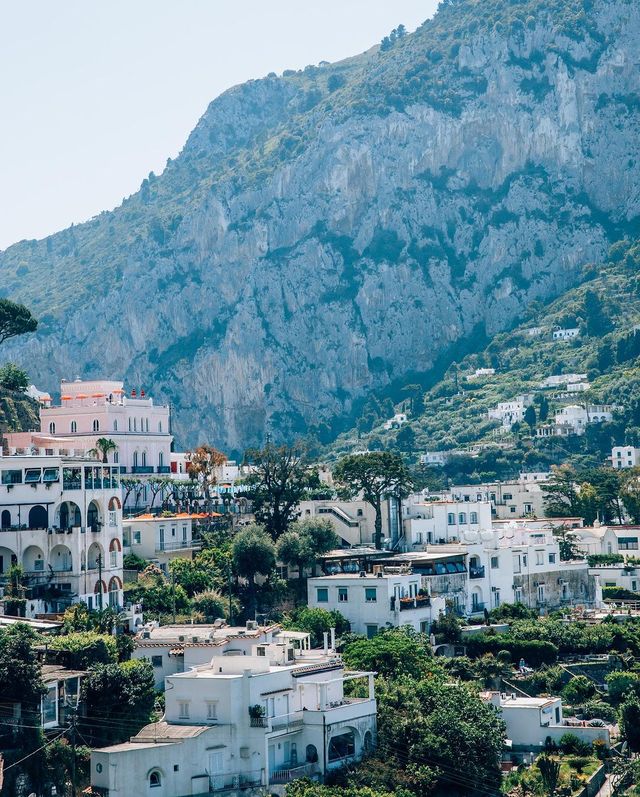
[323,632,329,655]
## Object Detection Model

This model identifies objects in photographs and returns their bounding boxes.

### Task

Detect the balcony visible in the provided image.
[270,763,318,784]
[470,566,485,579]
[394,595,431,611]
[157,466,171,474]
[131,466,154,475]
[156,539,202,553]
[470,602,485,613]
[270,710,304,731]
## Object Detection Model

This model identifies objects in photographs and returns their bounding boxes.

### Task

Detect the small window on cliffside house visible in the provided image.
[70,421,77,433]
[92,419,99,432]
[49,422,56,434]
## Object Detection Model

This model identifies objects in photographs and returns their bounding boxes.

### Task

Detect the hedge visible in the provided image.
[465,633,558,667]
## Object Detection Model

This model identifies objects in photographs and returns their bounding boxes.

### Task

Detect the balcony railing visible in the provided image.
[470,602,486,612]
[131,466,154,474]
[469,566,485,579]
[270,763,317,784]
[390,595,431,611]
[156,539,202,553]
[157,466,171,474]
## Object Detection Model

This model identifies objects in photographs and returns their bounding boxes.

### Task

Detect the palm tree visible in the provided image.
[90,438,118,463]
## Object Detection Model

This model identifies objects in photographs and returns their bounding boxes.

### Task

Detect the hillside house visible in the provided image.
[90,639,377,796]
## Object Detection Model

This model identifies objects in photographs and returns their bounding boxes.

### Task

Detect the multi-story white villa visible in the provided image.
[307,568,446,638]
[133,621,282,688]
[0,453,124,615]
[298,497,398,548]
[552,328,580,341]
[611,445,640,469]
[90,637,377,796]
[443,474,549,519]
[401,498,493,546]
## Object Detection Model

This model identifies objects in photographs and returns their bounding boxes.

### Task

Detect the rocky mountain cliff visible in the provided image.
[1,0,638,453]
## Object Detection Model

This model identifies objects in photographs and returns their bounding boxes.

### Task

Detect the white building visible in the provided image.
[611,446,640,469]
[383,413,407,430]
[470,368,496,379]
[488,400,526,428]
[554,405,616,434]
[133,621,282,688]
[527,327,544,337]
[482,692,611,750]
[0,453,124,615]
[552,328,580,341]
[307,569,446,637]
[90,638,377,796]
[540,374,587,389]
[444,474,550,519]
[401,498,493,547]
[298,498,398,548]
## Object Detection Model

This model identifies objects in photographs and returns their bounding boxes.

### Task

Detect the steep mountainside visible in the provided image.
[1,0,638,452]
[331,239,640,481]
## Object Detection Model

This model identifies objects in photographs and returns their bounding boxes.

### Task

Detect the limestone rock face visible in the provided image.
[1,0,638,451]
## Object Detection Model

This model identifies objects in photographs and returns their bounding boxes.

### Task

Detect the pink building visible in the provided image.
[41,379,171,472]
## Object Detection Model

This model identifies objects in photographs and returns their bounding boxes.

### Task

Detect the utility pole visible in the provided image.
[69,711,77,797]
[171,569,176,624]
[97,553,103,612]
[227,560,233,624]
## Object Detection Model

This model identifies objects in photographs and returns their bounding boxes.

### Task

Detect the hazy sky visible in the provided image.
[0,1,439,250]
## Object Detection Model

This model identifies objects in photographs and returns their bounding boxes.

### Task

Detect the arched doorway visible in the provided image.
[57,501,81,531]
[1,510,11,529]
[87,501,101,532]
[0,546,16,574]
[87,543,104,571]
[22,545,45,573]
[28,505,48,529]
[108,576,122,607]
[49,545,72,572]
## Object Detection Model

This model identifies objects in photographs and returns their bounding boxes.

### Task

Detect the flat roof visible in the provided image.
[0,615,62,631]
[379,551,467,562]
[125,511,222,521]
[319,547,388,559]
[310,572,414,581]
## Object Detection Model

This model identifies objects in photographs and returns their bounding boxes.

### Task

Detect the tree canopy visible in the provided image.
[0,299,37,345]
[333,452,412,548]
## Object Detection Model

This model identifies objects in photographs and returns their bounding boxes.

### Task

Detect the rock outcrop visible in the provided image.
[0,0,638,452]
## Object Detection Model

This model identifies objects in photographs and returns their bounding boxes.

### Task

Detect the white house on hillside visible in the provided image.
[90,638,377,796]
[307,569,446,637]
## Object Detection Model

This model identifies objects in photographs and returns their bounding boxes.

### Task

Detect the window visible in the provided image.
[620,537,639,550]
[178,701,190,719]
[447,513,455,525]
[43,467,59,483]
[470,512,478,524]
[2,469,22,485]
[151,655,163,667]
[328,731,355,761]
[158,421,163,433]
[366,625,378,639]
[149,771,162,788]
[113,419,118,431]
[133,451,139,467]
[338,587,348,602]
[133,530,141,545]
[537,585,545,603]
[536,551,544,565]
[503,493,513,500]
[110,549,117,567]
[48,421,56,434]
[365,587,377,602]
[141,451,147,467]
[133,418,137,431]
[159,452,164,467]
[25,468,42,483]
[146,418,149,432]
[70,420,77,433]
[92,419,99,432]
[490,556,499,569]
[549,553,556,564]
[510,506,517,513]
[206,701,218,720]
[128,418,132,431]
[316,588,328,603]
[114,450,119,464]
[458,513,467,524]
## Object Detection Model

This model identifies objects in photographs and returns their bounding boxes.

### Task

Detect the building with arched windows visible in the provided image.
[7,378,173,509]
[90,633,377,796]
[0,453,125,616]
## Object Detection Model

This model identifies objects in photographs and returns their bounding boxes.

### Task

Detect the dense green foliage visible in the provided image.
[333,239,640,483]
[47,631,118,668]
[282,607,350,647]
[80,659,156,745]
